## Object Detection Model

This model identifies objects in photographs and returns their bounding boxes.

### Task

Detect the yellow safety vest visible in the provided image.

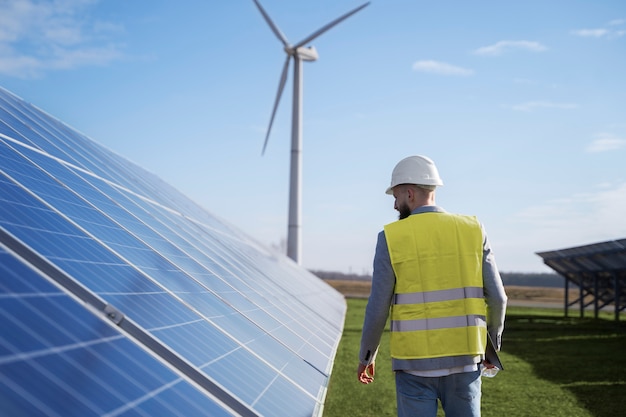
[384,212,487,360]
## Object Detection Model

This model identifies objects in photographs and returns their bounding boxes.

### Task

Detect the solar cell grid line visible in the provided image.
[0,89,109,182]
[0,225,270,416]
[78,180,336,398]
[135,200,344,326]
[6,137,338,382]
[0,89,187,209]
[0,111,38,151]
[0,95,43,151]
[0,245,246,417]
[599,253,626,270]
[0,143,329,405]
[126,201,342,371]
[0,222,266,414]
[71,166,345,359]
[0,88,149,197]
[2,127,336,360]
[128,214,341,374]
[161,202,345,325]
[0,129,237,250]
[1,139,336,410]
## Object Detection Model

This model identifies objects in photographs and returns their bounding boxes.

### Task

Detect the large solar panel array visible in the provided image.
[537,239,626,321]
[0,86,346,416]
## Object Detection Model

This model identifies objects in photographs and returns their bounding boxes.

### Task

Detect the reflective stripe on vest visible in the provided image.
[384,212,487,360]
[394,287,484,305]
[391,314,486,332]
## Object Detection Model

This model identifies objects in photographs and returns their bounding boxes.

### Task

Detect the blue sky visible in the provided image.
[1,0,625,275]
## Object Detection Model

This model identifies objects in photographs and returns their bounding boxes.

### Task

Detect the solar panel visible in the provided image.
[0,86,346,416]
[536,239,626,320]
[0,245,239,417]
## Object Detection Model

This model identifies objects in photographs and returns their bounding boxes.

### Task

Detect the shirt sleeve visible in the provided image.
[359,230,396,365]
[481,224,508,351]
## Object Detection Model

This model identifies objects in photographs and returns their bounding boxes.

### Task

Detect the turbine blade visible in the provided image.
[253,0,289,47]
[262,56,291,155]
[294,2,370,48]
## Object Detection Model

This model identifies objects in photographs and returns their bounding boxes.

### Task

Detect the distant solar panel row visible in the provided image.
[0,87,346,416]
[536,239,626,320]
[537,239,626,275]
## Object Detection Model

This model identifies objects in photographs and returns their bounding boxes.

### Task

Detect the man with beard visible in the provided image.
[357,155,507,417]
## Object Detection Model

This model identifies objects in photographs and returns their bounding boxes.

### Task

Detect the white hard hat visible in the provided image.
[385,155,444,194]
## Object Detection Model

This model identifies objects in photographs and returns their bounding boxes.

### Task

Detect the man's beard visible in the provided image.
[398,203,412,220]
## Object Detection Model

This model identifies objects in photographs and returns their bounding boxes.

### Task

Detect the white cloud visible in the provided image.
[473,40,547,56]
[0,0,125,78]
[412,60,474,76]
[586,133,626,153]
[511,101,578,112]
[515,182,626,253]
[571,19,626,39]
[571,29,609,38]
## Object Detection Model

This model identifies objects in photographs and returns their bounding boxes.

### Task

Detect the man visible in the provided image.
[357,155,507,417]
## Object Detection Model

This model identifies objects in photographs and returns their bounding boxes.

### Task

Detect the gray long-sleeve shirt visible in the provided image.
[359,206,508,372]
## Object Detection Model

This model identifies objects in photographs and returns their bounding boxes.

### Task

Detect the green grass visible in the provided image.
[323,299,626,417]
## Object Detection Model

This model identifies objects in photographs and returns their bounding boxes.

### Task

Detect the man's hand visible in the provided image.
[357,362,375,384]
[482,359,496,369]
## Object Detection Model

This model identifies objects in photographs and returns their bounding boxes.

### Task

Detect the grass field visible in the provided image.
[323,298,626,417]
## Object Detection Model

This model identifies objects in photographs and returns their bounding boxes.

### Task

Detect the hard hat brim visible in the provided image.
[385,182,442,195]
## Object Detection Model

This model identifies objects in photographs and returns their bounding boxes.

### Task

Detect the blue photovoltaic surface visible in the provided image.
[0,86,346,416]
[0,247,237,417]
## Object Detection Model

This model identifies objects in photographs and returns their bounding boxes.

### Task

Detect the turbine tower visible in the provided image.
[253,0,369,264]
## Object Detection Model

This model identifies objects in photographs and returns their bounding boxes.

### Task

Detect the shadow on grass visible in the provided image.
[503,311,626,417]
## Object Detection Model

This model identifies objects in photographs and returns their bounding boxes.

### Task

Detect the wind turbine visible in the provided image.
[253,0,370,264]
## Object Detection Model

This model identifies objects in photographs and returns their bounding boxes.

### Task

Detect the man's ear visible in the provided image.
[406,186,415,201]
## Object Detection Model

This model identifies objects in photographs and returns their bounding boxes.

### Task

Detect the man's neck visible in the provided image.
[412,197,436,210]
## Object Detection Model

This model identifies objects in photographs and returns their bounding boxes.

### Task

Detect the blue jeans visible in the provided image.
[395,370,482,417]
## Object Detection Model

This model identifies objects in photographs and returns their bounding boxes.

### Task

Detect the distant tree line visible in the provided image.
[310,270,565,288]
[309,270,371,282]
[499,272,564,288]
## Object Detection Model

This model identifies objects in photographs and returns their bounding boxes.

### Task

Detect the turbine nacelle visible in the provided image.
[289,45,319,62]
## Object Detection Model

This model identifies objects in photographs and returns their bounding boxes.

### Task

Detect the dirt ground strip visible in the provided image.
[324,280,578,307]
